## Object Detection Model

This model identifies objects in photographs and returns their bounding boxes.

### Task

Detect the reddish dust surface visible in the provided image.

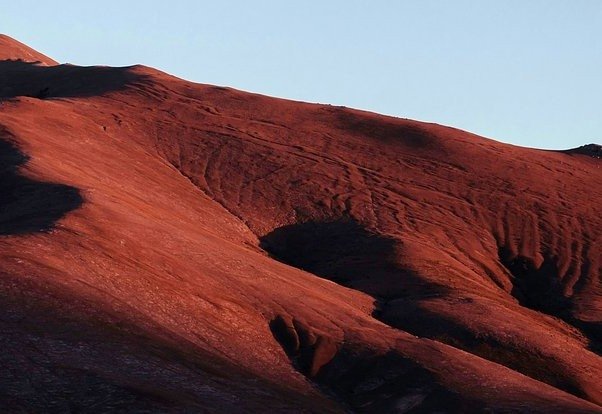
[0,35,600,413]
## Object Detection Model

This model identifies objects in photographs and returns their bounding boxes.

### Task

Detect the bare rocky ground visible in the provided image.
[0,34,600,413]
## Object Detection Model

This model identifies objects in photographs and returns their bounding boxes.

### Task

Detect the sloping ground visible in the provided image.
[0,34,57,65]
[0,35,600,412]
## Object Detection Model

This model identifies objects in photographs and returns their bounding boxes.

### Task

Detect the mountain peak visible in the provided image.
[0,34,57,65]
[566,143,602,158]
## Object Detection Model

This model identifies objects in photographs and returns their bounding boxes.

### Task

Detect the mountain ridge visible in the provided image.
[0,35,600,413]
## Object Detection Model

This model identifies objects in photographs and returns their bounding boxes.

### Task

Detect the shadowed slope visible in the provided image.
[0,60,148,99]
[0,269,344,413]
[565,144,602,158]
[0,134,82,234]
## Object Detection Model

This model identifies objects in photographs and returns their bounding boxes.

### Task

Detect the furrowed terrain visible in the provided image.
[0,34,600,413]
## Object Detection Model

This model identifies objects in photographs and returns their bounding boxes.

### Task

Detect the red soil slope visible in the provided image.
[0,35,600,413]
[0,34,57,65]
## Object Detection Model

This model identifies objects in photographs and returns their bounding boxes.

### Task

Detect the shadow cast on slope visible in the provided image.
[260,219,446,300]
[261,219,596,407]
[0,137,82,235]
[499,247,569,316]
[0,60,147,99]
[499,247,601,354]
[331,107,435,148]
[261,219,480,412]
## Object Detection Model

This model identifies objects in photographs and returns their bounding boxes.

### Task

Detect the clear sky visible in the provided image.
[3,1,600,149]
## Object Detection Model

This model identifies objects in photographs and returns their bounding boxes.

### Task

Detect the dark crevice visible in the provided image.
[498,247,600,354]
[269,315,339,378]
[0,134,83,235]
[498,247,569,314]
[268,313,476,413]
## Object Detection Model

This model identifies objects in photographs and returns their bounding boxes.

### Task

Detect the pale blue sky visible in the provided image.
[3,1,600,149]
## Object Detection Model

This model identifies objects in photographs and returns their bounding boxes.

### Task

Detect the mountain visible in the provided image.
[0,34,57,65]
[0,34,600,413]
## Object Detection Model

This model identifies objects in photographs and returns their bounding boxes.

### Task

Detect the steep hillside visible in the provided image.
[0,35,600,413]
[0,34,57,65]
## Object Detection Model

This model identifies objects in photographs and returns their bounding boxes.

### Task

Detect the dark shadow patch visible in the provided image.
[563,143,601,159]
[0,135,82,235]
[260,219,445,300]
[332,107,434,148]
[317,348,478,413]
[498,247,600,354]
[260,219,393,286]
[0,60,147,99]
[499,248,569,315]
[381,299,588,400]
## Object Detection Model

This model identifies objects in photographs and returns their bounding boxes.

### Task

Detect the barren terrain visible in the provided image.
[0,35,600,413]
